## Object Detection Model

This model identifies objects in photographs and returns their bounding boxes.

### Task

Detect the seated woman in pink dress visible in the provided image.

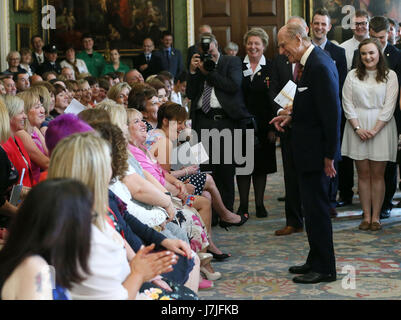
[15,90,49,183]
[127,108,225,281]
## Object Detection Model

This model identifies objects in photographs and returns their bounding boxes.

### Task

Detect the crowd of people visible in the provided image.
[0,8,401,298]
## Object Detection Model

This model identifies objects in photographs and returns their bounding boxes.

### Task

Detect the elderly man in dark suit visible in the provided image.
[269,16,309,236]
[352,16,401,220]
[134,38,163,81]
[310,8,348,216]
[271,23,341,284]
[186,33,252,221]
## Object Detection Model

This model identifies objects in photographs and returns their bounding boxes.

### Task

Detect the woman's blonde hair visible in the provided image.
[29,85,52,115]
[126,108,142,123]
[17,91,40,130]
[243,27,269,48]
[47,132,111,231]
[3,95,24,119]
[96,99,127,135]
[0,98,11,143]
[107,82,131,102]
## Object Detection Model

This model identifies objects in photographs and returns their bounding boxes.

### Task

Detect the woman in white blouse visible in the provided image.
[48,132,179,300]
[341,38,399,231]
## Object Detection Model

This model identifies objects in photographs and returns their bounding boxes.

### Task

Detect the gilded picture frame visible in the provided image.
[16,24,32,51]
[14,0,34,12]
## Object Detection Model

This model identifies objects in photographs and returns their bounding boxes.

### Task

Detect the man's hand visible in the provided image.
[139,64,148,71]
[269,115,292,132]
[324,158,336,178]
[190,53,208,75]
[189,54,201,73]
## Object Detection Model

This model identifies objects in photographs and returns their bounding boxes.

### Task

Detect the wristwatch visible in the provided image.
[354,126,361,132]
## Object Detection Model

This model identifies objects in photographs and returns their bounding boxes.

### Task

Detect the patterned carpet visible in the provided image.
[198,146,401,300]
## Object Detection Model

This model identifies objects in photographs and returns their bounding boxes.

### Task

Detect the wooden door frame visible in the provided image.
[187,0,293,47]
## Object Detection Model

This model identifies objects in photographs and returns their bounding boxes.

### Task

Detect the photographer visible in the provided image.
[186,33,252,222]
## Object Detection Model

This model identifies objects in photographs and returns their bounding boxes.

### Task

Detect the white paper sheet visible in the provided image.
[274,80,297,108]
[64,99,86,115]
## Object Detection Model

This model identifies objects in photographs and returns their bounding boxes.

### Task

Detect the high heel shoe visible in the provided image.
[256,205,268,218]
[197,252,213,266]
[200,266,222,281]
[219,214,248,230]
[236,205,249,217]
[207,250,231,261]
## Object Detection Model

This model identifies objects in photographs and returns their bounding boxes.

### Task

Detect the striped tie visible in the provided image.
[201,82,213,114]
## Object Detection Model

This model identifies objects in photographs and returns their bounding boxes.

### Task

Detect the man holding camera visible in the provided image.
[186,33,253,218]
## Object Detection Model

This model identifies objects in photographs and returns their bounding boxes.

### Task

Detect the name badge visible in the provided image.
[243,69,253,77]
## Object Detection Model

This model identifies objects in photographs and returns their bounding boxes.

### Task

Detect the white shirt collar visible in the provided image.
[243,54,266,65]
[300,44,315,67]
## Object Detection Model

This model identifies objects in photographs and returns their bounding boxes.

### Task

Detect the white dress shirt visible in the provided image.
[340,36,364,71]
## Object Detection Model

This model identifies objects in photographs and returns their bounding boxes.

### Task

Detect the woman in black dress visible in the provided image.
[237,28,277,218]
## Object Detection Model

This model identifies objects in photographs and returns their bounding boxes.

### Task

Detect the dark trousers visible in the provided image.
[382,161,397,211]
[194,111,236,212]
[298,169,336,275]
[280,129,303,228]
[329,161,339,209]
[338,155,354,201]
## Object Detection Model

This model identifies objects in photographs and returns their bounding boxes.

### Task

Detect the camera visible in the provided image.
[199,35,216,72]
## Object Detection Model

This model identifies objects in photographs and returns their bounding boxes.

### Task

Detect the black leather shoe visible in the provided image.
[336,199,352,208]
[288,264,311,274]
[380,208,391,219]
[292,271,336,284]
[256,205,268,218]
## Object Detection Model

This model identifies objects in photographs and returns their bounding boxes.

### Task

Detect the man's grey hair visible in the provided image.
[225,41,239,52]
[285,23,310,41]
[287,16,308,29]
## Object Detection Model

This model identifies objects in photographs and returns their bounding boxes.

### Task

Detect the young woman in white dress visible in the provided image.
[341,38,399,231]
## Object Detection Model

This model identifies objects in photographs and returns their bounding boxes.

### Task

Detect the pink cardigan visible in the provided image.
[128,144,166,186]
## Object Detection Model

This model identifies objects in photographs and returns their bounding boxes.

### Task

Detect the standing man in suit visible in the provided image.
[37,45,62,76]
[270,16,309,236]
[186,33,253,216]
[156,31,183,78]
[271,23,341,284]
[311,8,348,216]
[30,35,45,75]
[134,38,163,81]
[351,16,401,219]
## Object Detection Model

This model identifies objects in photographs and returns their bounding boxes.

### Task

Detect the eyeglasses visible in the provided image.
[355,21,368,27]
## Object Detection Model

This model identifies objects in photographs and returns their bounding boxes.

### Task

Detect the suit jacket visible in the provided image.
[154,47,183,77]
[186,54,252,125]
[37,60,62,76]
[133,52,163,80]
[324,40,347,95]
[30,52,44,75]
[291,47,341,173]
[269,54,293,115]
